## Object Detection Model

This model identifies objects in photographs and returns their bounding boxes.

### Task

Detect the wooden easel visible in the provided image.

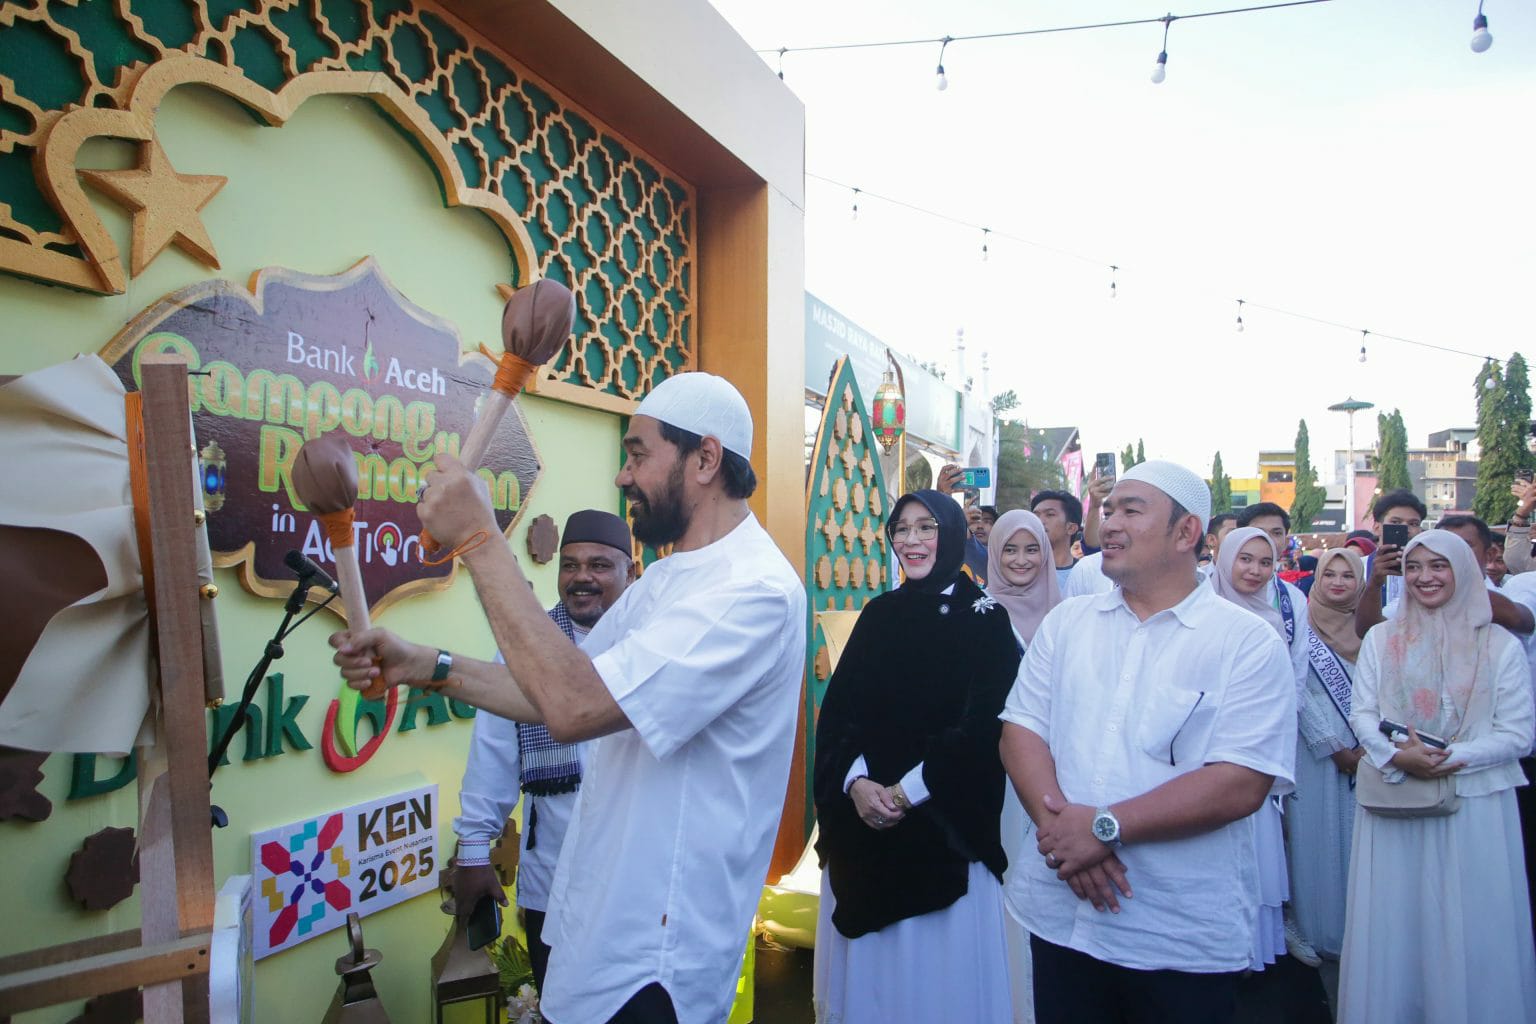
[0,361,217,1021]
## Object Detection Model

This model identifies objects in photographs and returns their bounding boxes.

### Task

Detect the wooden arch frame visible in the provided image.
[32,55,538,296]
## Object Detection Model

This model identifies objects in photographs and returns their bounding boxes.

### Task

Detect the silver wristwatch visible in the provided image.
[1091,806,1122,848]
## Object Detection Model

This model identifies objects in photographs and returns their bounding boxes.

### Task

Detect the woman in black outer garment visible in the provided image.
[811,489,1021,1023]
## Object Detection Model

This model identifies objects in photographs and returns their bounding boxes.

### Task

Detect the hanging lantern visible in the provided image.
[199,438,227,512]
[870,370,906,454]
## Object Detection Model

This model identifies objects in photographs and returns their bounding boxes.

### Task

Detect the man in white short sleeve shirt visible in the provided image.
[999,460,1296,1024]
[332,373,806,1024]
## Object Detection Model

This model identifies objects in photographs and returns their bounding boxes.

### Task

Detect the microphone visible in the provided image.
[284,550,340,594]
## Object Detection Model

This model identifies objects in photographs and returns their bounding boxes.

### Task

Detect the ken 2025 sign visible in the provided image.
[251,784,438,959]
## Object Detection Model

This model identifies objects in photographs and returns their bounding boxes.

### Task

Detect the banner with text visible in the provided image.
[100,258,541,617]
[250,783,438,959]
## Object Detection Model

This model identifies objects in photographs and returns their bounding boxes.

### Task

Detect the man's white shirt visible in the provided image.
[451,636,588,913]
[540,514,806,1024]
[1000,582,1296,972]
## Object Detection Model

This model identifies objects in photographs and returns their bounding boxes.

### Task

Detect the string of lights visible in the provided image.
[765,1,1495,85]
[807,172,1502,366]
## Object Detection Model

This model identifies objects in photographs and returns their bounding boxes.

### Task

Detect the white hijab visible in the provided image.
[1209,526,1285,641]
[1377,530,1498,739]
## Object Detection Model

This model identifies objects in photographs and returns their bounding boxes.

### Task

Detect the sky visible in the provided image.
[705,0,1535,484]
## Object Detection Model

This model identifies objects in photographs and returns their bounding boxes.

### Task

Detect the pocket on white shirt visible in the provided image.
[1138,684,1219,767]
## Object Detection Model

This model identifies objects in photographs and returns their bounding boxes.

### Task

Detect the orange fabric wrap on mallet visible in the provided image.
[291,436,383,698]
[419,278,576,554]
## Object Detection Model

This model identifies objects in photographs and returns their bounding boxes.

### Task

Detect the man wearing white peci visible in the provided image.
[333,373,805,1024]
[1000,460,1296,1024]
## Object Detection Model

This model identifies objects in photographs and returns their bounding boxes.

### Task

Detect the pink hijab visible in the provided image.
[1210,526,1285,640]
[1378,530,1499,738]
[985,509,1061,645]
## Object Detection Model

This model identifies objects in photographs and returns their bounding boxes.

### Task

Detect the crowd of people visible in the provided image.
[812,469,1536,1024]
[326,373,1536,1024]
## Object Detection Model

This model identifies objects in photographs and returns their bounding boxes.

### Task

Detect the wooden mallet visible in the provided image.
[290,434,388,744]
[420,278,576,555]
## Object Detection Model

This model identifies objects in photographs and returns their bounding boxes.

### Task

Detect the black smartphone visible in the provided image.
[1094,452,1117,481]
[467,894,502,950]
[960,467,991,489]
[1382,523,1410,550]
[1379,719,1449,750]
[1518,469,1534,484]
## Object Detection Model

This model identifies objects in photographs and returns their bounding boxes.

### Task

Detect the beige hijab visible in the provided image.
[985,509,1061,645]
[1378,530,1498,738]
[1308,547,1366,663]
[1210,526,1285,640]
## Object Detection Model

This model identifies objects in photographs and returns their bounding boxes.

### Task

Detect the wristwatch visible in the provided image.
[1091,806,1122,848]
[431,649,454,683]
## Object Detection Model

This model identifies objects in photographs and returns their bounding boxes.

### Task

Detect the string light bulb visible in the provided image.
[935,36,952,91]
[1358,330,1368,363]
[1235,299,1245,333]
[981,228,990,262]
[1471,5,1493,53]
[851,186,860,221]
[1151,15,1173,84]
[1109,265,1118,298]
[776,47,787,80]
[1484,358,1499,389]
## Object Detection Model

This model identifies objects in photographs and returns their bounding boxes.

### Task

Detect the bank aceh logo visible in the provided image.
[258,812,351,948]
[285,330,447,395]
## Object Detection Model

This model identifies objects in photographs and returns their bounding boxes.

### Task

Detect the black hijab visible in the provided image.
[886,490,968,594]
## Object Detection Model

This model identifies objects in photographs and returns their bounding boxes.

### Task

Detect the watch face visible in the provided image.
[1092,814,1117,842]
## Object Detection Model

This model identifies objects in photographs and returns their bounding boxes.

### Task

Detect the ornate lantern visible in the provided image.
[322,913,392,1023]
[431,915,502,1024]
[870,369,906,454]
[199,438,227,512]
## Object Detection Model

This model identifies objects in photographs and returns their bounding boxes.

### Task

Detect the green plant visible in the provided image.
[492,934,536,998]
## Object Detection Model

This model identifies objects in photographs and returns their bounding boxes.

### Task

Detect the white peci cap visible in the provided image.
[1121,459,1212,531]
[633,372,753,459]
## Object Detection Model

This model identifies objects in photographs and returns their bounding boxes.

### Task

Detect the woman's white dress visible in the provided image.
[1286,656,1357,959]
[1248,580,1309,971]
[814,860,1012,1024]
[1338,631,1536,1023]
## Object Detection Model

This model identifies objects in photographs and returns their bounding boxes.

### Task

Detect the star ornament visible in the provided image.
[80,139,226,276]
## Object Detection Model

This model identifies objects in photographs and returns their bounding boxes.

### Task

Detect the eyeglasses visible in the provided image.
[891,520,939,542]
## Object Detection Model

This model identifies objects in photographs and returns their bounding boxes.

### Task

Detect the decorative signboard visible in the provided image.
[251,783,438,960]
[99,259,541,618]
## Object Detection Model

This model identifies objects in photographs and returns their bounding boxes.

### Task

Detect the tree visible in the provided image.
[996,420,1066,512]
[1209,451,1232,515]
[1136,439,1146,465]
[1505,353,1535,478]
[1473,354,1533,523]
[1375,409,1411,493]
[1120,444,1136,472]
[1290,419,1326,533]
[990,389,1020,419]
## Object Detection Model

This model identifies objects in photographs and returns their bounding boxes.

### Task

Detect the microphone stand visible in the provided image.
[207,572,336,827]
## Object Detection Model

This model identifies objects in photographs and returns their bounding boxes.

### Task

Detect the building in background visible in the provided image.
[1411,427,1480,520]
[803,293,991,500]
[1258,450,1297,508]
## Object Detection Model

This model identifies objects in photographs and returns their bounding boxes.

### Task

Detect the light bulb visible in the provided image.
[981,244,989,262]
[1151,51,1168,84]
[1358,346,1367,363]
[1235,316,1244,333]
[1485,375,1498,390]
[1471,14,1492,53]
[935,65,948,91]
[1109,280,1117,299]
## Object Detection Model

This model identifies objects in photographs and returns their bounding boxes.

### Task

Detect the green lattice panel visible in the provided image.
[803,358,890,831]
[0,0,694,402]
